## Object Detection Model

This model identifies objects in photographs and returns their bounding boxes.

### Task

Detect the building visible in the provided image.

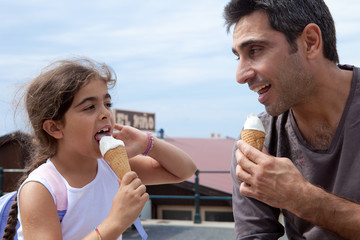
[0,131,236,223]
[0,131,33,193]
[145,136,235,223]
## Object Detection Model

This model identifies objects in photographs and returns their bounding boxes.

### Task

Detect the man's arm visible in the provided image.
[291,182,360,240]
[236,140,360,240]
[231,145,284,240]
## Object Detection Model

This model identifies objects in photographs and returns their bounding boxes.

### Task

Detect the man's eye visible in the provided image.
[250,47,262,55]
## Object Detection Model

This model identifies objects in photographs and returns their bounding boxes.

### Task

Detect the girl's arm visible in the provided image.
[112,125,197,185]
[19,182,63,239]
[83,172,148,240]
[20,173,148,240]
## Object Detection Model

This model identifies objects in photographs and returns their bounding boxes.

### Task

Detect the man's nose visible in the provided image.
[236,60,255,84]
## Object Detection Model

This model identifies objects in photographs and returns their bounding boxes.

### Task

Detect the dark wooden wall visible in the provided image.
[0,131,33,192]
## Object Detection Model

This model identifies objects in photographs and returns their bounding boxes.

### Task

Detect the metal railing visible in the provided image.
[0,168,232,223]
[149,170,232,223]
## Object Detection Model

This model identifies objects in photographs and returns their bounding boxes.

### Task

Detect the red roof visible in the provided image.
[164,137,236,194]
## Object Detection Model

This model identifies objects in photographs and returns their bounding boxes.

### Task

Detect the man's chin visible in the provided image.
[265,105,288,117]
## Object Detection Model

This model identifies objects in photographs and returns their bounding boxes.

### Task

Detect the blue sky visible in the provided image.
[1,0,360,139]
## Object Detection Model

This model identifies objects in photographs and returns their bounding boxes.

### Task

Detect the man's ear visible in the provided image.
[42,120,63,139]
[300,23,322,60]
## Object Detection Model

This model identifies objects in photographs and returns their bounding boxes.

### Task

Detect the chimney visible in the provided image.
[159,128,164,139]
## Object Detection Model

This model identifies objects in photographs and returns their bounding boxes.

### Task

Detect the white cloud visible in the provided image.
[0,0,359,138]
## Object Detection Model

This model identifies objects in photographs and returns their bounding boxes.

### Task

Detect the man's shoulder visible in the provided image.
[257,111,271,122]
[257,111,296,157]
[257,111,291,130]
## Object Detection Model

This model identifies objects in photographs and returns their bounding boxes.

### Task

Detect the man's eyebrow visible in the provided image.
[232,39,269,54]
[232,48,238,56]
[74,93,111,108]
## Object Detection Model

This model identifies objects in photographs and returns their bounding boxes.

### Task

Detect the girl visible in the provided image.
[3,58,197,240]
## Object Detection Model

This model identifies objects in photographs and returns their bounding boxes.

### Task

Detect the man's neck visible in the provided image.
[291,66,353,149]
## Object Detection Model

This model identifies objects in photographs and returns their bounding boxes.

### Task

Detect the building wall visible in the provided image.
[157,205,234,222]
[0,132,33,193]
[146,182,233,222]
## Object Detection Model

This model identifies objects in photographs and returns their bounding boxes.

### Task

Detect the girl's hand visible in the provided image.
[108,171,149,228]
[89,172,148,240]
[112,124,196,186]
[112,125,148,158]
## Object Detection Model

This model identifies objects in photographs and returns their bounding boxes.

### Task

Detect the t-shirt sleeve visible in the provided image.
[231,138,285,239]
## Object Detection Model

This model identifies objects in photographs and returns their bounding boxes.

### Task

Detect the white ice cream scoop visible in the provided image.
[99,136,125,156]
[243,113,265,132]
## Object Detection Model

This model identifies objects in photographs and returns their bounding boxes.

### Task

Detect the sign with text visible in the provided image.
[113,109,155,132]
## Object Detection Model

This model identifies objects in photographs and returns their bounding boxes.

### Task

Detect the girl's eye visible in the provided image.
[84,105,95,111]
[105,102,113,108]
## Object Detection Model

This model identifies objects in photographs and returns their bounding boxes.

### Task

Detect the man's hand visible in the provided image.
[236,140,360,239]
[235,140,307,210]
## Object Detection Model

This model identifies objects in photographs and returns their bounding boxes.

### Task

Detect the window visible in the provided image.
[157,205,234,222]
[205,211,234,222]
[162,210,192,220]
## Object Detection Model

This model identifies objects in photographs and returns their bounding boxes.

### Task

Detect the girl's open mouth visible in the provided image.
[95,128,111,143]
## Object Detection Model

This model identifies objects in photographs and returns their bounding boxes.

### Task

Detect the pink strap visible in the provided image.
[33,163,68,211]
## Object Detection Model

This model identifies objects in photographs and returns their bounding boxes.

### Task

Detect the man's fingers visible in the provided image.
[236,164,252,185]
[237,140,263,164]
[235,148,241,164]
[236,146,257,176]
[239,182,254,198]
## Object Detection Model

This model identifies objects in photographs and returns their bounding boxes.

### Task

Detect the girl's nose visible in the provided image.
[99,108,111,120]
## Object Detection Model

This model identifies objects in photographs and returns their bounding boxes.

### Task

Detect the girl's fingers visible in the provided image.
[121,171,138,185]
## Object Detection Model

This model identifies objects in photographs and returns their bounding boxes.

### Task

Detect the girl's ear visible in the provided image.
[42,120,63,139]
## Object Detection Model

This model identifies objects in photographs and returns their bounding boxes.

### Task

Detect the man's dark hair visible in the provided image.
[224,0,339,63]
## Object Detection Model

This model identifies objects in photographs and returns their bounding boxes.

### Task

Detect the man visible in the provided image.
[224,0,360,239]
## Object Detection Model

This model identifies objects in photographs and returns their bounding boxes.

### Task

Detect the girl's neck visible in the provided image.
[51,154,98,188]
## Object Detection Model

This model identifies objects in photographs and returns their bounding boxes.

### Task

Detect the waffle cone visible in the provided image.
[104,145,131,179]
[241,129,265,151]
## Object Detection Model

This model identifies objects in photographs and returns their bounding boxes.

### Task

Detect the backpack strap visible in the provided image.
[0,162,67,239]
[133,217,148,240]
[31,162,68,222]
[0,191,20,238]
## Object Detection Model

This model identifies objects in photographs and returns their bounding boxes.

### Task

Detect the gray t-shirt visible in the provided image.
[231,65,360,240]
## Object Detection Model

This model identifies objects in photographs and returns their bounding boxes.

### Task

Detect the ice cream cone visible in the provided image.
[241,129,265,151]
[100,136,131,179]
[104,145,131,179]
[241,113,266,151]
